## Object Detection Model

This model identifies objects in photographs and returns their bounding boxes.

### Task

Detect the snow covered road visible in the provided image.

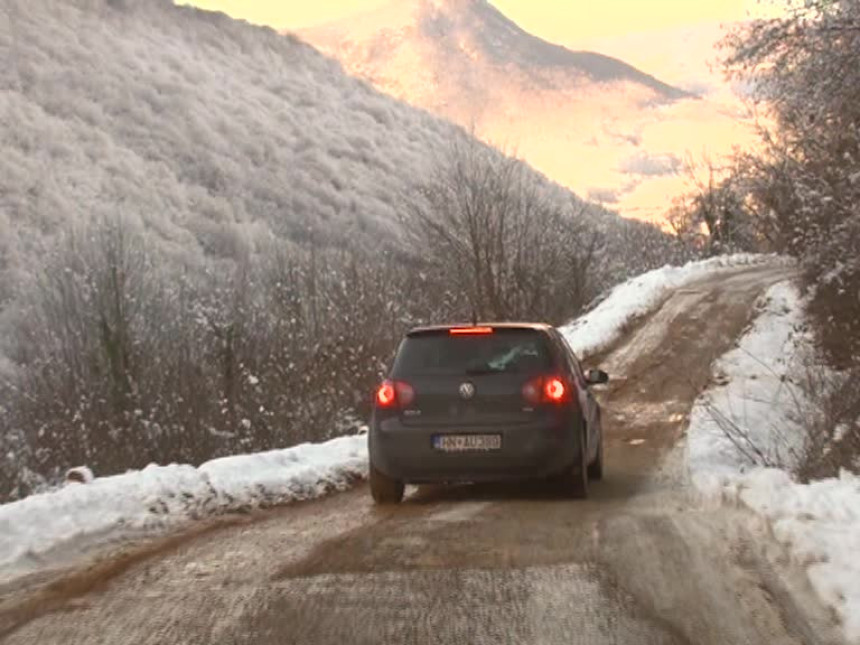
[0,262,846,645]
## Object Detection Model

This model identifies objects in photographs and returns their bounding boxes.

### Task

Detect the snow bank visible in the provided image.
[729,469,860,643]
[0,435,367,576]
[561,253,782,357]
[687,281,810,493]
[686,282,860,643]
[199,438,367,507]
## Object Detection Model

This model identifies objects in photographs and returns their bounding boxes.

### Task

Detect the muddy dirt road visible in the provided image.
[0,264,843,645]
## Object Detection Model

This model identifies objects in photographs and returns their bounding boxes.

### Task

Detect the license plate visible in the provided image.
[433,434,502,452]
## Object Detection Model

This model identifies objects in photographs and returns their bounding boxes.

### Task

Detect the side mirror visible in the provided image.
[585,368,609,386]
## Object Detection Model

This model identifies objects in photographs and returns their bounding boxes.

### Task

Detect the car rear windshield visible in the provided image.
[392,328,554,376]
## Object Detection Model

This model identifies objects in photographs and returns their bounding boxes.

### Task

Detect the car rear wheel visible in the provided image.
[557,429,588,499]
[369,463,405,504]
[588,432,604,481]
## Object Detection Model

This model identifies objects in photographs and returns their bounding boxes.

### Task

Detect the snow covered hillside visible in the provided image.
[2,0,457,258]
[687,282,860,644]
[298,0,756,226]
[0,0,638,315]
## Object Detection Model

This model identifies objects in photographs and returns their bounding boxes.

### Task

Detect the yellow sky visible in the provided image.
[185,1,771,40]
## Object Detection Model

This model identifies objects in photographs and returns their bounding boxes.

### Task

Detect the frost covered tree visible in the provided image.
[403,140,605,325]
[0,218,427,498]
[667,156,758,256]
[715,0,860,475]
[722,0,860,357]
[8,217,159,479]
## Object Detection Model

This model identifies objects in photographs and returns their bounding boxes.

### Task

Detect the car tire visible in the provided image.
[559,429,588,499]
[588,432,604,481]
[369,463,405,504]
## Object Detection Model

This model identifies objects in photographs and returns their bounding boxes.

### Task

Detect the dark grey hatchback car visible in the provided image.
[368,323,609,504]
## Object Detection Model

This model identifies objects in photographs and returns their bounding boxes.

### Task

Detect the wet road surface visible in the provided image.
[0,264,843,645]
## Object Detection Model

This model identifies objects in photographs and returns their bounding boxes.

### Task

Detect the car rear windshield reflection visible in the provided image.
[392,330,552,376]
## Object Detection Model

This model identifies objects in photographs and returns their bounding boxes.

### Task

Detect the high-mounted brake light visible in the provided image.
[449,326,494,335]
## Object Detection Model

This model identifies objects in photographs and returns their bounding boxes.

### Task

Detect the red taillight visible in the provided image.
[449,326,494,335]
[375,380,415,409]
[522,376,573,405]
[376,381,396,407]
[544,378,566,402]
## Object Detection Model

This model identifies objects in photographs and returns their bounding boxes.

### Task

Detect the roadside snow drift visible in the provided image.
[0,435,367,579]
[687,281,809,488]
[560,253,783,358]
[686,281,860,644]
[730,469,860,643]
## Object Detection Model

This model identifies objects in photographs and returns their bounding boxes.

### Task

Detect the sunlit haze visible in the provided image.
[183,0,783,225]
[186,0,773,36]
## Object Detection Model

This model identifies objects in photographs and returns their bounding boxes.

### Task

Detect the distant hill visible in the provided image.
[0,0,604,284]
[1,0,473,261]
[298,0,757,225]
[0,0,667,362]
[302,0,690,100]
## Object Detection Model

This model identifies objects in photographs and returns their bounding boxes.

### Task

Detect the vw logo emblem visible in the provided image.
[459,382,476,399]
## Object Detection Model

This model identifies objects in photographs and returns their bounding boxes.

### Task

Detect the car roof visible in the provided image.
[405,322,555,337]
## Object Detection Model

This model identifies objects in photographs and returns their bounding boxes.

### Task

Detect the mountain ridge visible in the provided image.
[300,0,692,100]
[297,0,742,224]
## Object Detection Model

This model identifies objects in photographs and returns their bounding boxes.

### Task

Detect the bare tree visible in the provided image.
[9,216,155,476]
[403,139,602,324]
[722,0,860,357]
[668,155,759,256]
[702,2,860,477]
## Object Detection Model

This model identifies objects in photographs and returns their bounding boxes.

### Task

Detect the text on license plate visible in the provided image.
[433,434,502,452]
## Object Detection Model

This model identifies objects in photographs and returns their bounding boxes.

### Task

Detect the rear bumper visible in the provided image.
[369,412,582,483]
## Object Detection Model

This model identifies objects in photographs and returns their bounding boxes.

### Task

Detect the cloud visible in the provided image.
[619,152,682,177]
[586,188,621,204]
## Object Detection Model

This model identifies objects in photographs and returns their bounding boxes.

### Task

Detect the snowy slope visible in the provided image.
[732,469,860,643]
[686,282,860,644]
[0,435,367,581]
[297,0,757,226]
[1,0,458,257]
[687,282,811,486]
[0,0,625,298]
[301,0,688,98]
